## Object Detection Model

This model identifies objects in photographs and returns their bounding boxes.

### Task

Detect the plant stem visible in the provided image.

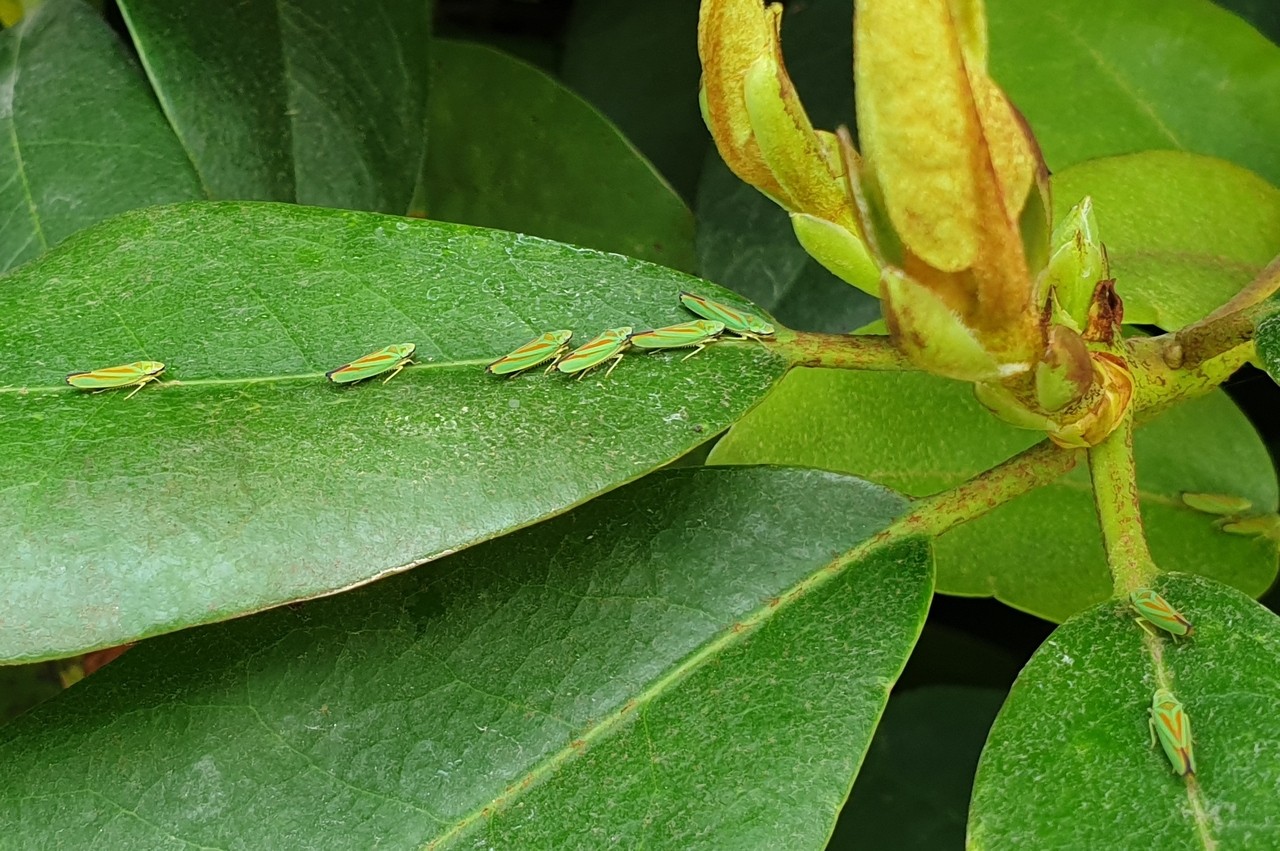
[894,440,1079,540]
[1128,337,1255,417]
[777,331,917,371]
[1087,410,1158,594]
[1160,255,1280,370]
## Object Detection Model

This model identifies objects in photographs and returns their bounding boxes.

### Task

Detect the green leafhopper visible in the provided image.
[679,291,775,339]
[486,330,573,376]
[326,343,416,385]
[1129,588,1193,639]
[1148,688,1196,776]
[629,320,726,361]
[65,360,166,399]
[1220,514,1280,539]
[556,326,633,379]
[1181,492,1253,515]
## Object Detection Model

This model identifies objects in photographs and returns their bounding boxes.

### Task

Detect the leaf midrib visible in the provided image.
[0,358,496,395]
[420,514,922,848]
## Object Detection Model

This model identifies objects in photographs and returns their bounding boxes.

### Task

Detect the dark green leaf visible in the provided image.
[0,467,932,849]
[1213,0,1280,45]
[0,662,61,723]
[1257,311,1280,383]
[425,40,696,272]
[989,0,1280,184]
[0,202,786,662]
[970,573,1280,847]
[560,0,706,201]
[0,0,201,273]
[833,686,1005,851]
[710,370,1279,621]
[116,0,431,212]
[1052,152,1280,330]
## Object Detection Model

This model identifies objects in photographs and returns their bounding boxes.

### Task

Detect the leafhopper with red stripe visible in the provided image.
[679,291,775,340]
[1149,688,1196,776]
[556,327,633,379]
[1129,588,1193,639]
[487,330,573,376]
[66,360,165,399]
[629,320,725,361]
[326,343,416,385]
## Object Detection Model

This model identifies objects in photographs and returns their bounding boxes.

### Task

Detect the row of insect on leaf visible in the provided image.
[62,292,777,397]
[1129,587,1197,777]
[485,291,776,379]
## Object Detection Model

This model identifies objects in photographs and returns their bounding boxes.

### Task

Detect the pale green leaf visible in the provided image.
[710,370,1278,621]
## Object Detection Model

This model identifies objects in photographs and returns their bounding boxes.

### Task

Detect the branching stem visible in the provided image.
[894,440,1079,540]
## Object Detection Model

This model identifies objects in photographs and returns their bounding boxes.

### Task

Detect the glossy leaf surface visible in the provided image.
[0,468,933,849]
[970,573,1280,847]
[989,0,1280,184]
[117,0,431,212]
[0,202,786,662]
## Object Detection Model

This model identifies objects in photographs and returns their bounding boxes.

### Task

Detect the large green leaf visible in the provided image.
[0,0,201,273]
[989,0,1280,184]
[709,370,1279,621]
[969,573,1280,847]
[116,0,431,212]
[1052,152,1280,330]
[559,0,706,201]
[0,201,787,663]
[0,467,933,849]
[426,40,696,272]
[832,686,1005,851]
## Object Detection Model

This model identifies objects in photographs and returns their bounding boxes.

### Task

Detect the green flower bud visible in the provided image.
[1042,197,1105,331]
